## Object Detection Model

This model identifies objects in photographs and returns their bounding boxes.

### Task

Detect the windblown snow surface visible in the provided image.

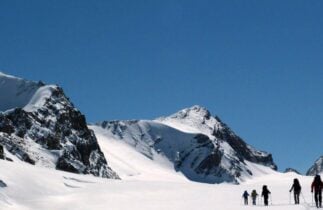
[0,133,319,210]
[0,72,43,112]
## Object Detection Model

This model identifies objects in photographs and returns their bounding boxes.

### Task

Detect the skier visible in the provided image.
[289,178,301,204]
[261,185,271,206]
[0,144,4,159]
[311,175,323,208]
[251,189,258,205]
[242,190,249,205]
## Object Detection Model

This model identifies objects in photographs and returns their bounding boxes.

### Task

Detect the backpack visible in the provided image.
[294,183,301,192]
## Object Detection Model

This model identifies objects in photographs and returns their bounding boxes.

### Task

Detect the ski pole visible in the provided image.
[312,192,314,206]
[260,196,262,206]
[289,191,291,204]
[300,192,308,205]
[270,194,273,205]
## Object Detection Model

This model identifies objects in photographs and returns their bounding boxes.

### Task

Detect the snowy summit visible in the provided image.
[93,105,277,184]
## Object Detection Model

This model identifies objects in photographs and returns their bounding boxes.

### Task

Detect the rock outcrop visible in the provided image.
[0,73,119,179]
[306,156,323,176]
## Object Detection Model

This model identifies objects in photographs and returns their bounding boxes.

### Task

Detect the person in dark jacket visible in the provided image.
[261,185,271,206]
[251,189,258,205]
[0,144,4,159]
[290,178,301,204]
[242,190,249,205]
[311,175,323,208]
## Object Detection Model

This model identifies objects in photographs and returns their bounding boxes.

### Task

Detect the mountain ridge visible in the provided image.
[0,72,119,179]
[94,105,277,183]
[156,105,277,169]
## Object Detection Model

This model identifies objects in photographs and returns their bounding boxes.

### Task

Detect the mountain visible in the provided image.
[94,105,277,184]
[284,168,301,174]
[0,72,118,179]
[306,156,323,176]
[157,106,277,169]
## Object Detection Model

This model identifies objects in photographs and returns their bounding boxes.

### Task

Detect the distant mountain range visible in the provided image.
[284,168,300,174]
[1,72,320,184]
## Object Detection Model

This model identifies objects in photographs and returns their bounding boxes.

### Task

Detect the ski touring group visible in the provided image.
[242,175,323,208]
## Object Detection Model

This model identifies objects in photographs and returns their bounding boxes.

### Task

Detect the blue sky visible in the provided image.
[0,0,322,173]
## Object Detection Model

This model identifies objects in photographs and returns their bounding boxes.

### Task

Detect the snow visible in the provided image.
[156,105,221,139]
[92,123,277,184]
[23,85,56,112]
[0,77,318,210]
[0,158,318,210]
[0,113,318,210]
[0,72,40,112]
[90,125,188,182]
[0,72,56,113]
[94,105,277,183]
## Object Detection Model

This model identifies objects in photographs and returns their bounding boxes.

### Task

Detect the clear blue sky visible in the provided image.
[1,0,322,173]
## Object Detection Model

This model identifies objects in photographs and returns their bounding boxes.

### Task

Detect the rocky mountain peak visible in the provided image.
[284,168,301,174]
[96,105,277,183]
[157,106,277,171]
[156,105,224,140]
[168,105,212,121]
[306,156,323,176]
[0,73,119,179]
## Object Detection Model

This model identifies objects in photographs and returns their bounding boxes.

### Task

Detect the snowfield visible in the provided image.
[0,139,319,210]
[0,159,317,210]
[90,125,275,183]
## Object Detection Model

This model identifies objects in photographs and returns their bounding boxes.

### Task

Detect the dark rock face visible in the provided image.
[306,156,323,176]
[0,180,7,188]
[0,114,14,134]
[0,85,118,179]
[196,151,223,175]
[0,134,34,164]
[212,117,277,170]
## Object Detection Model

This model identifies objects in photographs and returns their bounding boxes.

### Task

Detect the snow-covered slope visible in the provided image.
[306,156,323,176]
[0,72,43,112]
[91,125,187,182]
[94,106,277,184]
[0,159,317,210]
[156,106,277,169]
[0,72,118,179]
